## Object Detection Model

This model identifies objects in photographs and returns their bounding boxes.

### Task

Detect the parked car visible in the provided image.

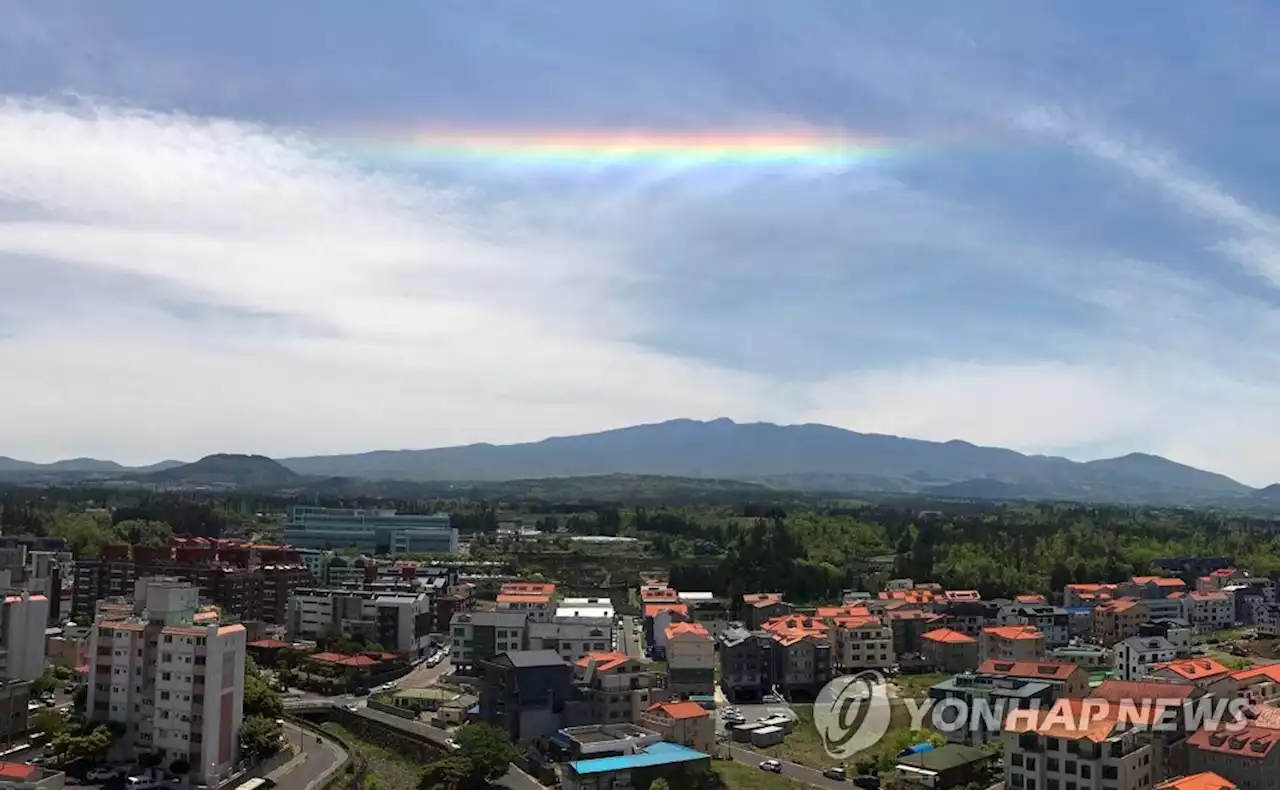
[823,767,847,781]
[853,775,882,790]
[354,687,370,697]
[63,684,76,694]
[125,776,160,790]
[758,760,782,773]
[87,767,121,782]
[444,738,461,752]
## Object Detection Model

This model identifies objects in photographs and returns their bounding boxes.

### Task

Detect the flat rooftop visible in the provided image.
[568,742,709,775]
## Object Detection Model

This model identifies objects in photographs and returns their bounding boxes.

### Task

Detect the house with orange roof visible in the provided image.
[646,603,690,657]
[1147,658,1233,689]
[1158,772,1237,790]
[978,658,1090,698]
[1064,582,1120,608]
[888,607,944,657]
[1187,591,1233,633]
[1092,598,1150,646]
[741,592,793,629]
[979,625,1045,663]
[665,622,714,697]
[921,627,978,673]
[1187,727,1280,790]
[1003,698,1155,790]
[1015,594,1049,605]
[831,615,894,671]
[1222,663,1280,706]
[575,651,654,723]
[497,581,558,623]
[642,700,714,754]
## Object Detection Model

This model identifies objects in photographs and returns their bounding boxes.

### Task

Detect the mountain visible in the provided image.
[277,418,1259,504]
[144,454,302,487]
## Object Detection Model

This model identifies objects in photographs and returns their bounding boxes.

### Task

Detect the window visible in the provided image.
[1047,759,1059,772]
[161,691,170,700]
[1047,737,1060,751]
[1011,754,1024,767]
[1102,767,1118,780]
[1080,765,1091,779]
[1065,761,1076,775]
[1026,758,1037,771]
[163,672,171,681]
[1048,781,1059,790]
[1027,781,1037,790]
[164,635,173,643]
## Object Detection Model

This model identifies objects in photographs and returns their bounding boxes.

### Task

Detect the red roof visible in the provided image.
[979,659,1078,680]
[309,652,350,664]
[644,603,689,618]
[337,655,380,668]
[1188,726,1278,759]
[1152,658,1230,681]
[1158,773,1237,790]
[0,764,36,780]
[1230,664,1280,684]
[922,627,976,645]
[982,625,1043,641]
[576,651,633,672]
[743,593,784,607]
[665,622,710,641]
[247,639,291,649]
[1092,679,1197,703]
[646,700,710,720]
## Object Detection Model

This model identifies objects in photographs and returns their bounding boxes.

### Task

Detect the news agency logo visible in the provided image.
[814,670,892,758]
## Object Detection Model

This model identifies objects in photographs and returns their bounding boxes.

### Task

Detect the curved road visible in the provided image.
[268,723,346,790]
[727,745,852,790]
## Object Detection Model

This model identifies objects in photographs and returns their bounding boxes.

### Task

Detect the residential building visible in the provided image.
[1003,700,1156,790]
[1000,604,1071,648]
[1126,576,1190,599]
[1093,599,1149,646]
[928,673,1057,746]
[978,626,1045,663]
[0,761,65,790]
[773,631,833,702]
[719,627,775,704]
[1197,568,1249,593]
[935,600,1002,638]
[1144,597,1191,623]
[1114,636,1178,681]
[1157,773,1237,790]
[497,582,557,623]
[1047,644,1113,670]
[529,605,615,664]
[574,652,653,724]
[1064,583,1119,608]
[921,627,979,673]
[285,587,432,655]
[741,594,792,630]
[1187,593,1233,632]
[889,608,939,656]
[0,683,33,746]
[280,506,458,554]
[832,615,894,671]
[479,650,590,743]
[645,605,688,657]
[1146,658,1232,690]
[1140,619,1194,657]
[1187,727,1280,790]
[85,578,246,784]
[0,593,48,682]
[976,659,1090,698]
[550,723,661,761]
[641,700,714,754]
[72,545,135,620]
[450,611,530,674]
[665,623,715,698]
[678,593,731,642]
[558,742,712,790]
[894,743,993,790]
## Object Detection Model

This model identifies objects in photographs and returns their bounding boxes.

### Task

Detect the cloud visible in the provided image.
[0,97,783,463]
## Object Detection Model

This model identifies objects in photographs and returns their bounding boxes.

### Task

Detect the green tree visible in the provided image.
[418,757,480,790]
[244,658,283,718]
[238,715,283,762]
[30,709,69,739]
[49,723,123,765]
[49,512,117,557]
[650,780,671,790]
[454,723,517,782]
[112,519,174,548]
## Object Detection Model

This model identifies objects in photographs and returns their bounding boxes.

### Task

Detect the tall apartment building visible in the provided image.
[285,587,432,656]
[574,652,653,724]
[86,578,246,784]
[0,593,49,682]
[0,541,64,625]
[451,611,530,674]
[832,615,895,671]
[281,507,458,555]
[1003,701,1155,790]
[665,623,715,698]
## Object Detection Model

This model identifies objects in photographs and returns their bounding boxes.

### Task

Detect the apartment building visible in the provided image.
[1139,620,1193,657]
[1144,597,1191,623]
[889,608,939,656]
[775,632,833,702]
[528,604,614,664]
[1187,727,1280,790]
[285,587,432,655]
[921,627,978,673]
[720,627,775,704]
[830,615,894,671]
[478,650,590,743]
[85,578,246,784]
[1126,576,1189,598]
[450,611,529,674]
[0,593,49,682]
[281,506,457,554]
[665,623,715,697]
[741,594,792,630]
[645,604,689,657]
[1146,658,1232,690]
[1093,599,1150,646]
[1047,644,1113,670]
[977,659,1090,698]
[678,593,731,642]
[1003,700,1156,790]
[1187,593,1233,632]
[574,652,653,724]
[641,700,714,754]
[935,600,1002,639]
[1114,636,1178,681]
[979,626,1045,663]
[1001,604,1072,648]
[928,673,1058,746]
[497,582,557,623]
[1064,583,1119,608]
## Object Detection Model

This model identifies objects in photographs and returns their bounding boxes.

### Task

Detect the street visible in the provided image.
[617,616,643,659]
[394,656,453,689]
[268,722,345,790]
[727,746,850,790]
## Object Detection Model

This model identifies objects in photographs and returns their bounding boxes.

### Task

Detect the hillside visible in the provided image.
[145,454,302,487]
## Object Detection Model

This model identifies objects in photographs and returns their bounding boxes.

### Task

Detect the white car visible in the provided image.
[126,776,160,790]
[759,759,782,773]
[87,768,121,782]
[444,738,461,752]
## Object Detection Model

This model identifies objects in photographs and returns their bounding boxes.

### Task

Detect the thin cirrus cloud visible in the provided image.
[2,1,1280,486]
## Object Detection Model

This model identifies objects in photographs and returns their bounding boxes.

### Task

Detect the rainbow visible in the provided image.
[346,128,897,170]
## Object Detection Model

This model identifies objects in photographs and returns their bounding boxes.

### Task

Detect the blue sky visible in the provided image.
[2,1,1280,484]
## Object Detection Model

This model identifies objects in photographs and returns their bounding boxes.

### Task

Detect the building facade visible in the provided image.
[665,623,715,698]
[979,626,1045,663]
[451,611,530,674]
[281,507,458,554]
[286,587,432,655]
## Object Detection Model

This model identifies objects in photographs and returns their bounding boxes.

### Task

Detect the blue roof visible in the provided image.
[568,742,710,775]
[899,743,937,757]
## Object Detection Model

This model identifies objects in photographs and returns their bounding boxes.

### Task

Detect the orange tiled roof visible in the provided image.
[1092,679,1197,703]
[1158,773,1237,790]
[665,622,710,641]
[979,659,1077,680]
[1210,568,1238,578]
[1133,576,1187,588]
[1003,698,1119,743]
[642,588,680,603]
[309,652,349,664]
[743,593,784,607]
[1015,594,1049,604]
[644,603,689,618]
[337,655,380,668]
[500,581,556,596]
[1230,664,1280,684]
[1188,726,1279,759]
[576,651,633,673]
[1098,597,1142,612]
[982,625,1043,641]
[1190,591,1229,601]
[922,627,976,645]
[0,763,36,780]
[945,590,981,601]
[497,593,551,604]
[646,700,710,720]
[815,606,871,618]
[1153,658,1231,681]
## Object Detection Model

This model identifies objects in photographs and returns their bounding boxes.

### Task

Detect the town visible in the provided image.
[0,501,1275,790]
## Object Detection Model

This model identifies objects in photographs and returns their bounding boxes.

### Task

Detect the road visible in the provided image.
[395,657,453,689]
[268,723,345,790]
[617,616,643,660]
[727,746,850,790]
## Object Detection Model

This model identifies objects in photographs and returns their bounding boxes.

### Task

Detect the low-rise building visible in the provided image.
[1093,598,1149,646]
[741,594,792,630]
[574,652,653,724]
[665,623,715,698]
[934,600,1002,638]
[979,626,1045,663]
[1000,604,1071,648]
[528,606,614,664]
[1187,727,1280,790]
[286,586,432,656]
[1063,583,1119,608]
[921,627,978,673]
[1047,643,1113,670]
[1115,636,1178,681]
[719,627,774,704]
[550,723,660,762]
[450,611,529,674]
[479,650,590,744]
[1157,773,1238,790]
[1187,592,1233,633]
[0,762,65,790]
[1140,619,1194,657]
[894,743,993,790]
[496,582,557,623]
[645,604,689,658]
[928,673,1056,746]
[833,616,894,671]
[1147,658,1232,690]
[641,700,714,754]
[977,659,1090,698]
[558,742,712,790]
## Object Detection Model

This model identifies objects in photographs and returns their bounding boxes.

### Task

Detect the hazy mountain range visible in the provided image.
[4,418,1280,506]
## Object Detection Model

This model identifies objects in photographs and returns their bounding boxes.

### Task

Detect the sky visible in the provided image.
[2,2,1280,484]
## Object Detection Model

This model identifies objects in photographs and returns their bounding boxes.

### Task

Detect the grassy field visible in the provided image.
[320,722,424,790]
[713,760,812,789]
[1193,627,1251,645]
[749,705,932,774]
[891,671,949,698]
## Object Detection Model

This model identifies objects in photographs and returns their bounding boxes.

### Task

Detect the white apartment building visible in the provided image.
[496,583,557,624]
[1003,706,1155,790]
[1188,592,1234,632]
[1143,597,1189,622]
[285,587,431,656]
[1114,636,1177,681]
[0,592,49,682]
[528,605,615,663]
[86,578,246,784]
[834,617,895,671]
